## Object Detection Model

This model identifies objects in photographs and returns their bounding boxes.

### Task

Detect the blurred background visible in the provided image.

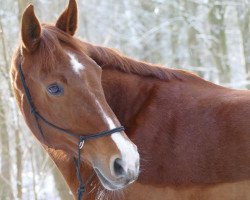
[0,0,250,199]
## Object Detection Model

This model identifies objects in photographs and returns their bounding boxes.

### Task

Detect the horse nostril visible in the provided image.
[113,158,126,177]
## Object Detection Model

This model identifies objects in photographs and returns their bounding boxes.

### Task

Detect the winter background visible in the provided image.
[0,0,250,199]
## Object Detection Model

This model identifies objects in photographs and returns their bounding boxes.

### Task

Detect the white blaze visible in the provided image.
[111,133,139,171]
[95,100,116,129]
[95,100,139,171]
[68,53,85,74]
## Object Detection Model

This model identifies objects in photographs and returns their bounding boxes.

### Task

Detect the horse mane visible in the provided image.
[38,25,88,73]
[86,44,201,82]
[17,25,200,81]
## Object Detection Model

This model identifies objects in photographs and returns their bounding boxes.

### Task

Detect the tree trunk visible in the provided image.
[15,126,23,200]
[0,100,13,200]
[224,5,247,88]
[52,167,73,200]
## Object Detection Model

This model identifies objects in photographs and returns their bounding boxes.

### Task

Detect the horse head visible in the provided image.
[11,0,140,191]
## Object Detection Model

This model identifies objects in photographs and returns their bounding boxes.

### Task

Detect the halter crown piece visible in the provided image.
[18,63,125,200]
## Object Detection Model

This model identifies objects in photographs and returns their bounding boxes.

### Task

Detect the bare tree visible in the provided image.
[0,1,250,199]
[0,100,13,200]
[52,167,73,200]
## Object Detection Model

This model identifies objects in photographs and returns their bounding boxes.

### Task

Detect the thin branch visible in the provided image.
[0,17,9,73]
[0,16,14,97]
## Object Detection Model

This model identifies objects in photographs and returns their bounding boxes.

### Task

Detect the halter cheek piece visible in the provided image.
[18,63,124,200]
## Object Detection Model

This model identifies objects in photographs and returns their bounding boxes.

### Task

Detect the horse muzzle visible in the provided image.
[94,165,139,191]
[94,154,140,190]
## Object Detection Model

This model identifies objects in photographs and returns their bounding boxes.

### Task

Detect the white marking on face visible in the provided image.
[68,53,85,74]
[111,133,139,171]
[95,100,139,172]
[95,100,116,129]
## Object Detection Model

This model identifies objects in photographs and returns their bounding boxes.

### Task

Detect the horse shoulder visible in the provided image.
[124,180,250,200]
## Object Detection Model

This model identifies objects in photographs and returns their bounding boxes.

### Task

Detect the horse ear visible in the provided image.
[21,5,41,52]
[55,0,78,36]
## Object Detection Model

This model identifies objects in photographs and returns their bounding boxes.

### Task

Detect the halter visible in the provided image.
[18,63,124,200]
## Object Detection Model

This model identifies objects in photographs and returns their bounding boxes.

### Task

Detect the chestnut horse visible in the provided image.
[11,0,250,200]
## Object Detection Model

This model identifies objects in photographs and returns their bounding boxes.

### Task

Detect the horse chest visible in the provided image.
[123,180,250,200]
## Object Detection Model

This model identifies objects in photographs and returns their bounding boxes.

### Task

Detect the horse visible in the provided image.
[11,0,250,199]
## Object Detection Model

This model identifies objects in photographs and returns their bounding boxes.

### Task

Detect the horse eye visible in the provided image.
[47,84,64,96]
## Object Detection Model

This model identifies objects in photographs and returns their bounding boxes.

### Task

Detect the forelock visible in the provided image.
[34,25,85,74]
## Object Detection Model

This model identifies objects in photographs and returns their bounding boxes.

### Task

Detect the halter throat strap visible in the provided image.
[17,63,125,200]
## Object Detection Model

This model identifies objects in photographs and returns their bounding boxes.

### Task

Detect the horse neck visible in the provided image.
[101,68,155,137]
[86,43,178,81]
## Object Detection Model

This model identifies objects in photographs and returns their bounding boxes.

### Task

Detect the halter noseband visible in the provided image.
[18,63,124,200]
